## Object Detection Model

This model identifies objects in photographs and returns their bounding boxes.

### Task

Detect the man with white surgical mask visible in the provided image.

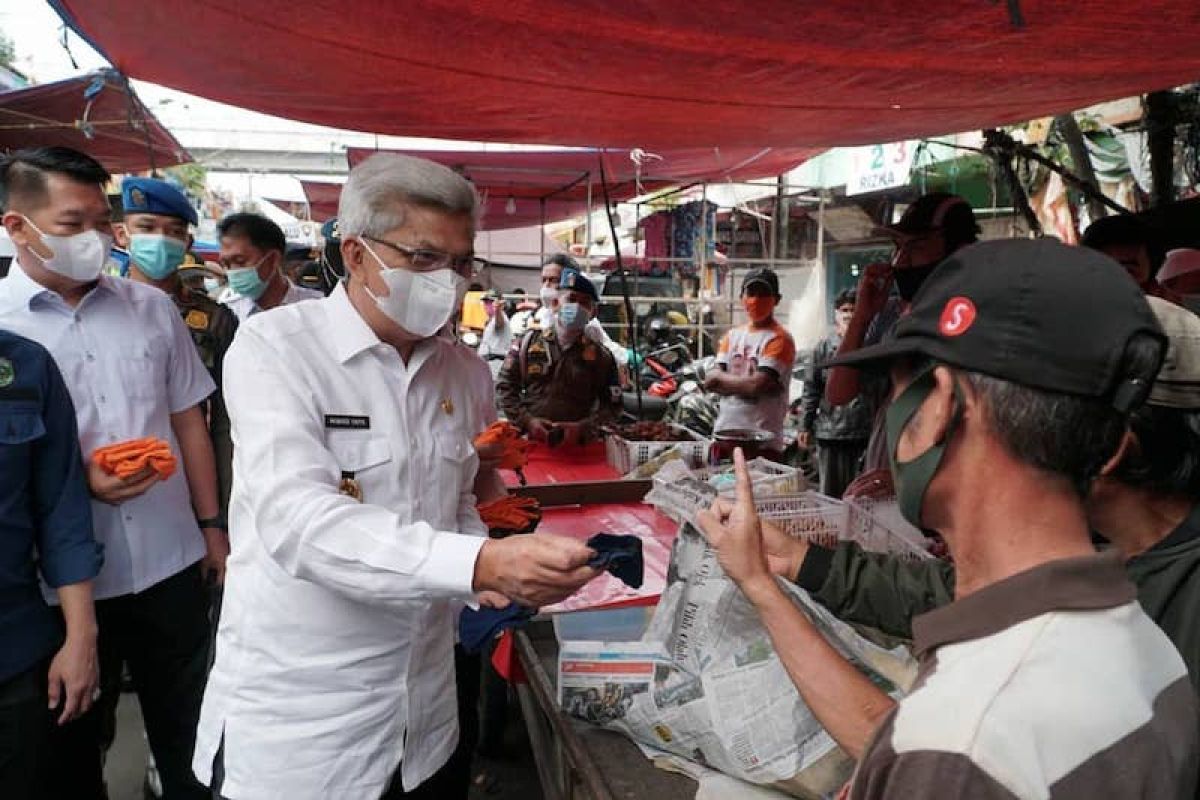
[0,147,221,798]
[1158,248,1200,316]
[216,212,321,322]
[194,153,602,800]
[497,267,623,445]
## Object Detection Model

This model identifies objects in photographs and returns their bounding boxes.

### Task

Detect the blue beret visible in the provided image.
[559,267,598,301]
[121,177,197,226]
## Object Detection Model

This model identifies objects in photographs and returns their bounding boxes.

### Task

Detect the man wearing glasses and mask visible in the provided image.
[194,153,602,800]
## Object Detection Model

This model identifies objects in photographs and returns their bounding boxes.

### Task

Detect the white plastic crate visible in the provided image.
[645,459,807,524]
[605,425,711,475]
[845,498,932,560]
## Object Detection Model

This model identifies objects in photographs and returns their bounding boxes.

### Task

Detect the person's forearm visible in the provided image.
[825,316,872,406]
[708,371,775,399]
[172,406,220,519]
[744,576,896,761]
[56,581,98,643]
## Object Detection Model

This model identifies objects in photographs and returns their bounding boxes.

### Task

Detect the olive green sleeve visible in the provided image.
[795,541,956,639]
[495,335,528,427]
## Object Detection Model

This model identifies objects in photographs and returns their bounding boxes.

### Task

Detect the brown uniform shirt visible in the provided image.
[495,326,621,429]
[173,284,238,518]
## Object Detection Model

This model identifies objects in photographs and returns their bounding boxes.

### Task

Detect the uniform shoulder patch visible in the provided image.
[185,309,210,330]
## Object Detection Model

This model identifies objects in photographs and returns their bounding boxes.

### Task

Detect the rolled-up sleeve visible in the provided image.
[224,326,484,607]
[33,352,102,588]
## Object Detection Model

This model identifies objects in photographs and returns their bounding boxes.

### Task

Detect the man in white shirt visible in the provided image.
[477,288,512,379]
[0,146,222,799]
[194,153,601,800]
[217,212,322,322]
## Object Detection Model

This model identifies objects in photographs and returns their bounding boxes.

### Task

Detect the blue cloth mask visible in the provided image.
[558,302,590,331]
[129,234,187,280]
[226,259,270,301]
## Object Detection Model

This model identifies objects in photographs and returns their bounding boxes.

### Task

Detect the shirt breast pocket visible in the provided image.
[434,429,475,519]
[118,349,162,401]
[330,435,393,499]
[0,402,46,445]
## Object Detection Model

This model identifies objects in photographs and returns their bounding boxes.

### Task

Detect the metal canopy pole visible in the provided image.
[585,173,593,267]
[598,153,643,418]
[539,198,546,265]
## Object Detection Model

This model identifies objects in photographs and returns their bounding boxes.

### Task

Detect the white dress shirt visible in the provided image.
[193,283,492,799]
[220,279,323,323]
[0,263,215,600]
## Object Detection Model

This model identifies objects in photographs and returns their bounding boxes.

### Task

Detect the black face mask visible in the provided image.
[894,262,939,303]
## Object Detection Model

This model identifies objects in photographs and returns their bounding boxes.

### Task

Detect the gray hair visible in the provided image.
[338,153,480,238]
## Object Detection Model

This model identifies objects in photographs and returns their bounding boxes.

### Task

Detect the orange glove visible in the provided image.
[93,437,177,480]
[477,495,542,536]
[474,421,530,471]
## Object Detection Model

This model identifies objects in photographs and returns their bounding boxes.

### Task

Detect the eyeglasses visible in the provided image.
[365,236,485,279]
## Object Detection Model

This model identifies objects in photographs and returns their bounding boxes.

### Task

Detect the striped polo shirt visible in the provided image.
[849,552,1198,799]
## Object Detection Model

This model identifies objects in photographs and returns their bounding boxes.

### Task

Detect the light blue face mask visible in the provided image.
[203,277,221,295]
[129,233,187,280]
[558,301,590,331]
[226,257,270,301]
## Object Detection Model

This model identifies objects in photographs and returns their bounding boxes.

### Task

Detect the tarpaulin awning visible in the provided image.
[345,146,817,229]
[0,69,188,173]
[299,180,342,222]
[50,1,1200,149]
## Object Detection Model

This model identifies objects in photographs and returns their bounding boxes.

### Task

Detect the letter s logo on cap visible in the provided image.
[939,297,976,337]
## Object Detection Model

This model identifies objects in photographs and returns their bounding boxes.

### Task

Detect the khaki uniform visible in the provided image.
[496,326,622,431]
[173,285,238,518]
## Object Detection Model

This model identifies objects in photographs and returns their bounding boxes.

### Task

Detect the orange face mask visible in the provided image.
[743,295,777,323]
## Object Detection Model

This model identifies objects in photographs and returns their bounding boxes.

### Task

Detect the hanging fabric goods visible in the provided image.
[477,495,542,537]
[586,533,644,589]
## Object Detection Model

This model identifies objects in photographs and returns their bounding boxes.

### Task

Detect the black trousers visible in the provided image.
[817,438,868,499]
[0,661,50,800]
[43,564,211,800]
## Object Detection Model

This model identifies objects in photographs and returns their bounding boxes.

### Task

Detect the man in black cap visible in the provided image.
[698,239,1197,799]
[705,266,796,456]
[827,192,980,494]
[497,267,621,444]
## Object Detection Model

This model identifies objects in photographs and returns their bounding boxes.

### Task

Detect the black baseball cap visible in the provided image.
[874,192,980,240]
[741,267,780,296]
[822,239,1166,411]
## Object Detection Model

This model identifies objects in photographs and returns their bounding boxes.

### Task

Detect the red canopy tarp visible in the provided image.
[0,69,189,173]
[50,1,1200,149]
[299,180,341,222]
[345,146,817,229]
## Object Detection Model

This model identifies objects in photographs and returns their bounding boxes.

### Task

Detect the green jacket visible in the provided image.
[797,503,1200,696]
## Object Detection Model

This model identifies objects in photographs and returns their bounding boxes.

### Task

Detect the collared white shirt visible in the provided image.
[0,263,215,600]
[194,283,491,799]
[220,279,322,323]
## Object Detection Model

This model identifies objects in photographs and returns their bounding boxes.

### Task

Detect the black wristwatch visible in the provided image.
[197,516,227,531]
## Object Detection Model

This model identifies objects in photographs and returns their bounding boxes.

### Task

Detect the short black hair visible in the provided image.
[217,212,286,255]
[834,288,857,308]
[1114,405,1200,498]
[964,334,1164,497]
[544,253,581,272]
[0,146,110,212]
[1081,214,1149,251]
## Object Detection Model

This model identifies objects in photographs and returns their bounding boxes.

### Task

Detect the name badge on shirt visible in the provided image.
[325,414,370,430]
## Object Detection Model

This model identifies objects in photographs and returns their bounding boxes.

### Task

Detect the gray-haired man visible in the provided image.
[193,153,602,800]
